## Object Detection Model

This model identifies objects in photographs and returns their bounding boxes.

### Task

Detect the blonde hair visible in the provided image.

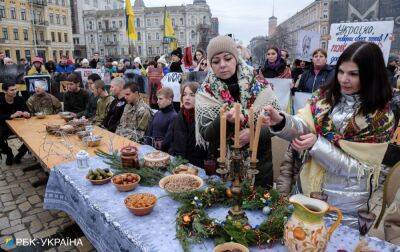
[156,87,174,99]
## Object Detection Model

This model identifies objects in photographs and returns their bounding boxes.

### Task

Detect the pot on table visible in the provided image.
[120,146,139,169]
[284,194,342,252]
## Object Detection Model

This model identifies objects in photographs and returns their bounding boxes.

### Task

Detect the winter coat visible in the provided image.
[84,92,98,119]
[26,93,61,115]
[63,89,89,117]
[27,65,49,76]
[145,104,177,151]
[55,64,75,74]
[297,64,335,93]
[93,95,114,126]
[168,111,207,168]
[275,145,302,197]
[261,58,291,78]
[102,97,126,133]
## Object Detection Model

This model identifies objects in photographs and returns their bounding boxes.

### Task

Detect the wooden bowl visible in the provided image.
[213,242,249,252]
[46,124,60,134]
[144,151,170,169]
[112,173,141,192]
[86,175,112,185]
[83,135,102,147]
[159,174,203,193]
[124,193,157,216]
[173,165,199,176]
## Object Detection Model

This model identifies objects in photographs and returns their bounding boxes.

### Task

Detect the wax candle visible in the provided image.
[234,103,240,148]
[220,108,227,162]
[249,106,254,150]
[251,115,262,161]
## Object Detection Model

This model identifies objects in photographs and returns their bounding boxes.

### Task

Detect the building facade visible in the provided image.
[0,0,74,62]
[329,0,400,54]
[71,0,124,58]
[83,0,217,60]
[270,0,331,59]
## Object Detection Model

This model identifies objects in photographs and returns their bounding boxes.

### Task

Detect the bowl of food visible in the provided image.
[46,124,60,134]
[35,112,46,119]
[83,135,102,147]
[144,151,170,169]
[159,174,203,193]
[77,130,90,140]
[124,193,157,216]
[213,242,249,252]
[173,165,199,176]
[86,168,113,185]
[112,173,141,192]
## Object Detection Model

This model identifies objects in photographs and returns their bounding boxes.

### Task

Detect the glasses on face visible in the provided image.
[200,62,207,67]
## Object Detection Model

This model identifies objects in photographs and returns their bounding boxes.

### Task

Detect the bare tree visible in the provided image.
[249,36,268,68]
[267,26,295,53]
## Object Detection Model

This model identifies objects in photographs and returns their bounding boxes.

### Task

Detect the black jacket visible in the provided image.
[297,64,335,93]
[0,94,28,128]
[168,111,207,168]
[102,97,126,133]
[261,58,287,78]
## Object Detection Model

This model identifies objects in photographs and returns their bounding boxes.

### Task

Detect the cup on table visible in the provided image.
[204,159,217,176]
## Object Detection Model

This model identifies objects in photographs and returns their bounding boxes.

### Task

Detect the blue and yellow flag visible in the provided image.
[125,0,137,40]
[163,7,177,50]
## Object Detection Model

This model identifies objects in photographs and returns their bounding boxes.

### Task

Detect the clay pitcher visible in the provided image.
[284,194,342,252]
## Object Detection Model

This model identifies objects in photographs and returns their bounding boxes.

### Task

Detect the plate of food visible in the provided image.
[86,168,113,185]
[159,174,203,193]
[173,164,199,176]
[124,193,157,216]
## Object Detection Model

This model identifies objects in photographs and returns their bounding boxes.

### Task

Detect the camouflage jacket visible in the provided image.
[93,95,114,126]
[26,93,62,115]
[116,99,152,142]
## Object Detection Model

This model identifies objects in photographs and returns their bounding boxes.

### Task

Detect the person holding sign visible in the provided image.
[261,41,394,227]
[195,35,279,188]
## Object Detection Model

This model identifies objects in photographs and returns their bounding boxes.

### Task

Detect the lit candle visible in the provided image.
[251,115,262,162]
[234,103,240,148]
[249,106,254,150]
[220,107,227,163]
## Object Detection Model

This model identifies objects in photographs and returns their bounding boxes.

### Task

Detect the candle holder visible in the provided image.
[216,158,229,182]
[247,159,259,187]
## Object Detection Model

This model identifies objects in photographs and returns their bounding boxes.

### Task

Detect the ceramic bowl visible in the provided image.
[86,175,112,185]
[213,242,249,252]
[159,174,203,193]
[124,193,157,216]
[112,173,141,192]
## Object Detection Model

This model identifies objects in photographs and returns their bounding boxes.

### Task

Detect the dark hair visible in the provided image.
[193,49,206,62]
[2,83,16,91]
[94,80,106,90]
[66,72,82,84]
[87,73,101,82]
[312,48,327,58]
[322,41,392,115]
[123,81,140,93]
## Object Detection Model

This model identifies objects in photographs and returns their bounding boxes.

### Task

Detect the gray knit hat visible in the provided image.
[207,35,238,62]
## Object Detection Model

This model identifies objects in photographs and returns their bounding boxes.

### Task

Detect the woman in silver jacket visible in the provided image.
[262,41,395,227]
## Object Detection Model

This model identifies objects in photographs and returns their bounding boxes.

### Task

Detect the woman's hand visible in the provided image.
[291,133,317,152]
[239,129,250,148]
[11,111,23,119]
[225,106,244,124]
[22,112,30,118]
[260,105,283,126]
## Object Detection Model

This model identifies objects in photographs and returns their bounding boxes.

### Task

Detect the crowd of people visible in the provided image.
[1,35,400,242]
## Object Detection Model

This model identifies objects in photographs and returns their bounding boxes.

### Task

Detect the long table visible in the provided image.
[6,114,138,170]
[43,145,399,252]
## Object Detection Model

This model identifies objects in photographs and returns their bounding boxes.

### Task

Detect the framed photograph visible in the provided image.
[24,75,51,93]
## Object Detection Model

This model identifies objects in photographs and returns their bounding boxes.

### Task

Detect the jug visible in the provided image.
[284,194,342,252]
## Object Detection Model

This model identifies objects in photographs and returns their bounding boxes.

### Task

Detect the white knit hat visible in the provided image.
[157,55,167,66]
[133,57,142,65]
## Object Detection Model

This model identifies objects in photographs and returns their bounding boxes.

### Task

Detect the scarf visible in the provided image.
[195,59,280,147]
[299,89,394,196]
[182,107,195,124]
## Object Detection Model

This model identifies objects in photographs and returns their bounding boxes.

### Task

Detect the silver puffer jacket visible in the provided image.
[271,94,374,227]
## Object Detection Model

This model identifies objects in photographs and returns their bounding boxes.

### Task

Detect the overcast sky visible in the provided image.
[142,0,315,45]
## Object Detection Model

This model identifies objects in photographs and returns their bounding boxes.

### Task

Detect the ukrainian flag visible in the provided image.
[125,0,137,40]
[163,7,177,50]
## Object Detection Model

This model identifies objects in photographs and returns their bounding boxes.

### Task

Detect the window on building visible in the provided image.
[180,18,184,26]
[172,18,175,26]
[180,31,184,40]
[321,41,326,50]
[56,14,60,24]
[191,30,196,39]
[25,50,31,62]
[156,32,159,40]
[64,33,68,42]
[148,46,152,55]
[15,50,21,61]
[156,47,160,55]
[100,49,104,55]
[138,46,142,55]
[23,29,28,40]
[21,9,26,21]
[13,29,19,40]
[48,0,52,3]
[136,18,140,27]
[93,0,98,7]
[10,7,16,19]
[121,48,124,55]
[58,32,62,42]
[112,21,116,28]
[146,18,150,27]
[51,32,55,42]
[203,16,207,24]
[61,0,65,6]
[63,15,67,25]
[113,34,116,42]
[155,18,159,26]
[119,20,122,28]
[2,28,7,40]
[52,50,57,60]
[322,27,327,35]
[5,50,10,57]
[39,31,44,41]
[137,32,141,41]
[90,34,94,43]
[99,34,102,42]
[98,21,102,29]
[148,33,151,40]
[49,13,54,24]
[0,6,5,18]
[59,50,63,58]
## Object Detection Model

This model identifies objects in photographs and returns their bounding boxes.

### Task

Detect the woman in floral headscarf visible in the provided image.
[195,35,279,188]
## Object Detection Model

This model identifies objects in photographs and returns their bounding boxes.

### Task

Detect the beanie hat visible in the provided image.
[207,35,238,62]
[133,57,142,65]
[81,58,89,65]
[32,56,43,64]
[157,55,167,66]
[171,47,183,59]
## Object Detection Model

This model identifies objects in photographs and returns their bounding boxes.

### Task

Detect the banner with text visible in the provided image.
[327,21,394,65]
[296,30,321,62]
[161,72,182,103]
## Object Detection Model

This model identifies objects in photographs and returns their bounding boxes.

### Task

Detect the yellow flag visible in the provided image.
[164,10,175,39]
[125,0,137,40]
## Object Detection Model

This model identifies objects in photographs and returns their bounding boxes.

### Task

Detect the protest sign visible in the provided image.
[161,72,182,103]
[327,21,394,65]
[266,78,292,111]
[24,75,51,93]
[296,30,321,62]
[74,68,103,85]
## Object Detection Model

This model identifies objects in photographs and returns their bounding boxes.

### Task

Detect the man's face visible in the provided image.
[93,53,99,60]
[21,59,26,64]
[124,88,139,104]
[157,94,172,109]
[67,82,78,92]
[0,53,4,60]
[6,86,17,98]
[281,50,288,60]
[35,85,45,95]
[93,87,100,97]
[34,62,42,69]
[110,83,122,97]
[87,79,95,92]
